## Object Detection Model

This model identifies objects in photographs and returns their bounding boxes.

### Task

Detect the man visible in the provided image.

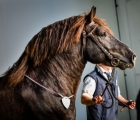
[81,64,136,120]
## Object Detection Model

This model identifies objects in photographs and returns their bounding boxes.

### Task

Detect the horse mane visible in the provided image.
[2,13,112,87]
[94,17,113,35]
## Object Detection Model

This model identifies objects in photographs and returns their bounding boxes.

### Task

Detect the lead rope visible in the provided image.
[101,68,129,111]
[24,75,74,109]
[101,68,115,109]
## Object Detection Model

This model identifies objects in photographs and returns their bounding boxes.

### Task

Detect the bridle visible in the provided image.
[83,23,130,68]
[83,23,130,110]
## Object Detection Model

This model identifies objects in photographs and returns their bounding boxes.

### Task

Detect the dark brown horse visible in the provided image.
[0,6,136,120]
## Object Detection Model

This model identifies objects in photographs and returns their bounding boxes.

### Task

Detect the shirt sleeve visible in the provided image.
[118,86,121,96]
[82,76,96,97]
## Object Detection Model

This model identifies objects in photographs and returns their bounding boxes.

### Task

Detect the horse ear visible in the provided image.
[87,6,96,23]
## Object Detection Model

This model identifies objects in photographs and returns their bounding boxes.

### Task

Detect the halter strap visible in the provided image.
[88,33,113,60]
[85,24,128,67]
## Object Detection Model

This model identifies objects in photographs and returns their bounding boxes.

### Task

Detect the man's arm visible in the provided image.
[81,93,104,106]
[118,95,136,109]
[81,76,104,106]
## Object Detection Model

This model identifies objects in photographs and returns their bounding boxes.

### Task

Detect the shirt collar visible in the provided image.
[97,65,112,73]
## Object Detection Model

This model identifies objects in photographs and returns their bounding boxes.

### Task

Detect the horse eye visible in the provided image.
[100,32,106,37]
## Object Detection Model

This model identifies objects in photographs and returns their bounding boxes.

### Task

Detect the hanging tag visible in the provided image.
[62,97,70,109]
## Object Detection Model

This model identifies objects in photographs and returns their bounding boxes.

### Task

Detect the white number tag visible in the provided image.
[62,97,70,109]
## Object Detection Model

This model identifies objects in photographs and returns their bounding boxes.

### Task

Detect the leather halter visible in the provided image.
[83,23,129,67]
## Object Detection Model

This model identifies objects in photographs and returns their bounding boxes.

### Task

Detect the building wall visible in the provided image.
[117,0,140,120]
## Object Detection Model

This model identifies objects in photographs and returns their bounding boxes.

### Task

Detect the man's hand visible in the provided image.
[92,94,104,104]
[127,100,136,109]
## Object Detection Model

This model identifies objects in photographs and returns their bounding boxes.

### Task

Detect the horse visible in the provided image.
[0,6,136,120]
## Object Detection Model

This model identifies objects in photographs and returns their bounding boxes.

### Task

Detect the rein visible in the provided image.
[101,68,115,109]
[24,75,74,109]
[100,68,130,111]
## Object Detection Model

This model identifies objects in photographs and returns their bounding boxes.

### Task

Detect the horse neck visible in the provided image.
[28,45,86,96]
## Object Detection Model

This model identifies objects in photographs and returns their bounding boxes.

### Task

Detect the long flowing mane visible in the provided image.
[1,14,112,87]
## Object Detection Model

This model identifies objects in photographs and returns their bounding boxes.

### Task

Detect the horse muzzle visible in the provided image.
[122,53,136,69]
[111,53,136,70]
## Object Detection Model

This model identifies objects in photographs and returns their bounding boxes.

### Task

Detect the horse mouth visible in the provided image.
[119,54,136,70]
[119,62,133,70]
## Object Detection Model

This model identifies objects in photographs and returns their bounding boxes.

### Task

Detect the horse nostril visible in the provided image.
[132,54,136,66]
[133,54,137,61]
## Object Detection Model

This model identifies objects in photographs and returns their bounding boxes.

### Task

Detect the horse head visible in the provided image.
[83,6,136,70]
